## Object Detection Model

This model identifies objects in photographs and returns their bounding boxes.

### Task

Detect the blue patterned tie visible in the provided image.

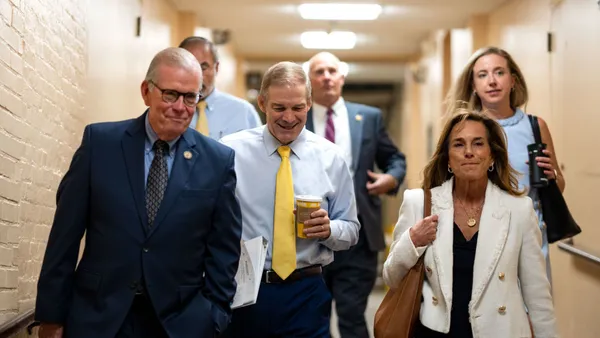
[146,140,169,228]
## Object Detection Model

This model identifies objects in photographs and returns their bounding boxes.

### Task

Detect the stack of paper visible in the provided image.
[231,236,268,309]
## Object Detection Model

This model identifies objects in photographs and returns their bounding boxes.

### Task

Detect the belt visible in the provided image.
[261,265,322,284]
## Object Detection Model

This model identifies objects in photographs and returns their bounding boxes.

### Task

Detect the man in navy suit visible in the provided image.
[35,47,243,338]
[306,52,406,338]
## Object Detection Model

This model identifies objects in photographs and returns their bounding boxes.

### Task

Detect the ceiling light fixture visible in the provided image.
[300,31,357,50]
[298,3,382,21]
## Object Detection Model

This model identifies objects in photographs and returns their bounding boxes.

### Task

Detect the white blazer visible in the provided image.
[382,179,557,338]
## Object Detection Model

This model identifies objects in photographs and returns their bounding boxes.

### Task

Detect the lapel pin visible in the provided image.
[355,114,363,121]
[183,151,192,159]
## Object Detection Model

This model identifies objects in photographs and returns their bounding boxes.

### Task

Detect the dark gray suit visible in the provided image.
[307,101,406,338]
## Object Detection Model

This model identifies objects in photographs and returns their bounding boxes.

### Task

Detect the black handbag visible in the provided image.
[528,114,581,243]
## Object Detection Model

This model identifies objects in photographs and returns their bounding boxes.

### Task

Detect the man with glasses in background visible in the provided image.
[35,47,242,338]
[179,36,262,139]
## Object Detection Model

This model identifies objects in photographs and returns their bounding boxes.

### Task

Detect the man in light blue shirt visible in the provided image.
[179,37,262,139]
[220,61,360,338]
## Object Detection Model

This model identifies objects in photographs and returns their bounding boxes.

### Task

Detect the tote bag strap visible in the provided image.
[528,114,543,144]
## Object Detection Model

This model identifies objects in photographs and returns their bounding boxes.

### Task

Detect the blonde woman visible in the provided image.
[445,46,565,282]
[382,111,556,337]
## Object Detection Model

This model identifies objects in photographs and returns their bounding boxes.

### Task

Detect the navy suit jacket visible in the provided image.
[307,101,406,251]
[35,113,243,338]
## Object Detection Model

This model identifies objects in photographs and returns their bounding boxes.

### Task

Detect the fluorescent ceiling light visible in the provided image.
[298,3,382,21]
[301,31,357,50]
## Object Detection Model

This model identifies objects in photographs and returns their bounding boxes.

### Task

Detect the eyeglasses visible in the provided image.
[148,80,202,107]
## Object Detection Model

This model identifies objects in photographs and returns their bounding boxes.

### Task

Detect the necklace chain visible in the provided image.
[456,195,484,227]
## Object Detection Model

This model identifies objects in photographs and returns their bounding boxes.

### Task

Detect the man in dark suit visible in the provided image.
[306,52,406,338]
[35,47,243,338]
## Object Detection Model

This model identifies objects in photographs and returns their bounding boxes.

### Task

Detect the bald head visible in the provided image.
[308,52,341,72]
[144,47,202,87]
[307,52,345,107]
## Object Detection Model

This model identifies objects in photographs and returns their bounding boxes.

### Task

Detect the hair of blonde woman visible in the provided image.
[422,109,523,196]
[444,46,529,115]
[259,61,312,101]
[144,47,202,86]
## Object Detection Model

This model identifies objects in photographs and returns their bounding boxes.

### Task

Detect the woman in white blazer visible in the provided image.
[382,110,557,338]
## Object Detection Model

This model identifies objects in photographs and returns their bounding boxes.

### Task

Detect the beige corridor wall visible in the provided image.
[0,0,87,323]
[86,0,179,123]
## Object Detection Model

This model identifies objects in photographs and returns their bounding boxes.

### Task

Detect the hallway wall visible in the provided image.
[0,0,87,322]
[86,0,179,123]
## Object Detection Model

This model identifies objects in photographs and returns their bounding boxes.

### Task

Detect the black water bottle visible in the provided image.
[527,143,549,188]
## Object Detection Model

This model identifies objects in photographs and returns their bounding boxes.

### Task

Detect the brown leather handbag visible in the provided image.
[374,189,431,338]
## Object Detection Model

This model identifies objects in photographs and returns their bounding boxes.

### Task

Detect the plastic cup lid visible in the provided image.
[295,195,323,202]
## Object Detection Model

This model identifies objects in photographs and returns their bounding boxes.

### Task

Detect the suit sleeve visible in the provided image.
[382,189,427,289]
[35,125,92,324]
[374,110,406,195]
[518,198,558,337]
[202,150,243,333]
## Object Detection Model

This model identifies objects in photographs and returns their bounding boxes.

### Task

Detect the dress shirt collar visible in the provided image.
[203,88,223,112]
[262,125,308,160]
[144,112,179,151]
[312,97,346,118]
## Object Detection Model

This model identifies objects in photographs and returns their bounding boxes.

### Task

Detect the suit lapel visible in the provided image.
[306,108,315,132]
[430,180,454,306]
[147,128,198,238]
[470,182,510,308]
[122,114,150,238]
[346,103,363,172]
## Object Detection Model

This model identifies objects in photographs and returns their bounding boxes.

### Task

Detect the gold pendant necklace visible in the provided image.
[456,196,484,228]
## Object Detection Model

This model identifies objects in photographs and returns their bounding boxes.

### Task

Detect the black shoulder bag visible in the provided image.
[528,114,581,243]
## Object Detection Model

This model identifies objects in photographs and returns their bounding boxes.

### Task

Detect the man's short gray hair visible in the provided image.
[144,47,202,85]
[259,62,312,101]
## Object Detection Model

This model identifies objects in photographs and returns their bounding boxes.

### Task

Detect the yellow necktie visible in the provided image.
[195,100,209,136]
[272,146,296,279]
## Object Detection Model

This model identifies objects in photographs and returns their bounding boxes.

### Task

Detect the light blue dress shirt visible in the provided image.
[144,114,178,186]
[221,126,360,269]
[189,89,262,140]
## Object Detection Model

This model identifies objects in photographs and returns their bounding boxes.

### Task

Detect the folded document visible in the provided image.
[231,236,268,309]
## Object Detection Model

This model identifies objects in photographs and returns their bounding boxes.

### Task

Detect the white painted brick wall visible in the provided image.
[0,0,87,324]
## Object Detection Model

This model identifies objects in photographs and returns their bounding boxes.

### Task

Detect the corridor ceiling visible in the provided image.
[171,0,506,82]
[172,0,506,61]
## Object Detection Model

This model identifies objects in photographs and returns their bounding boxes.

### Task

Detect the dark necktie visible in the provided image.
[325,108,335,143]
[146,140,169,228]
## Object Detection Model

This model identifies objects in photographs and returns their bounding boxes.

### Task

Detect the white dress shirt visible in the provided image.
[312,98,353,176]
[220,126,360,269]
